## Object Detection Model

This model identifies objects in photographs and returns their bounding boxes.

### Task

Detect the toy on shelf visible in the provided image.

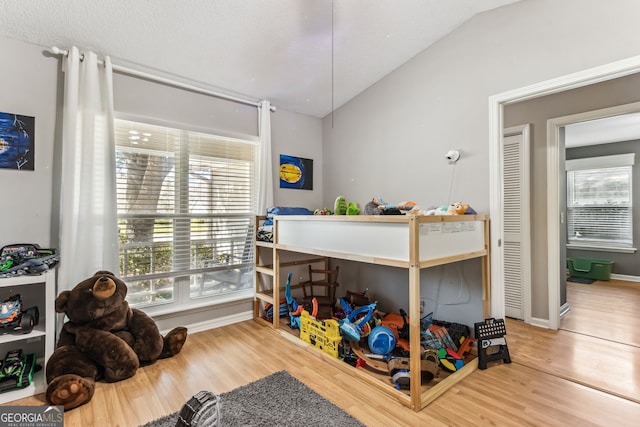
[0,294,39,334]
[0,349,39,393]
[313,208,332,215]
[0,243,59,278]
[365,197,416,216]
[334,196,348,215]
[425,202,477,216]
[334,196,360,215]
[264,298,288,322]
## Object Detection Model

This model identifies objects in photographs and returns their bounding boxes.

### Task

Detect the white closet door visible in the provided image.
[503,126,531,321]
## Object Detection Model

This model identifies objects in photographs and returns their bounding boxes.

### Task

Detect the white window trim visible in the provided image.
[566,152,635,171]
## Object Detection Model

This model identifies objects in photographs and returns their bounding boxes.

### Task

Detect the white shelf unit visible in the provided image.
[257,214,490,411]
[0,270,55,404]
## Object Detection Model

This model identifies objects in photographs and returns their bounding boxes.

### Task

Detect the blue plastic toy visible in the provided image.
[368,326,396,355]
[285,273,303,329]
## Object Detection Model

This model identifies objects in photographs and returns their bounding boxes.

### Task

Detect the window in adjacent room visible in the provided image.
[566,153,635,250]
[115,118,256,311]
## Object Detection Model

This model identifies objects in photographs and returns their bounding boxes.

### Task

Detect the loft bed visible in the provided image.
[256,214,490,411]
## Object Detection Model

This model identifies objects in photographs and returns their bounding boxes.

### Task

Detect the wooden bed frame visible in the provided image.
[254,214,490,411]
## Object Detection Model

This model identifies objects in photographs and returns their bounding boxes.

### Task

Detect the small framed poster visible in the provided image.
[279,154,313,190]
[0,112,35,171]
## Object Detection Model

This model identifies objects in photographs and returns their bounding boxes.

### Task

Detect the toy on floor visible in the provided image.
[437,347,465,372]
[285,272,303,329]
[176,390,221,427]
[338,300,377,341]
[368,326,396,355]
[381,309,411,353]
[388,348,440,390]
[45,270,188,411]
[264,298,288,321]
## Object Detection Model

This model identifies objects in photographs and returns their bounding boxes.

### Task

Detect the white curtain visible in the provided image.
[257,100,274,214]
[58,47,119,291]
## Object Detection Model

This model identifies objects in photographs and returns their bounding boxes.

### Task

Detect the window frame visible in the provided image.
[114,114,258,315]
[565,153,635,252]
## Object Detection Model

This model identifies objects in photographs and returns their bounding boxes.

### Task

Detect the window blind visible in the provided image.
[566,160,633,247]
[115,119,256,308]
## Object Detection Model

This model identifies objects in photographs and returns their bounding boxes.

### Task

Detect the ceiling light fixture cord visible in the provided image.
[331,0,334,128]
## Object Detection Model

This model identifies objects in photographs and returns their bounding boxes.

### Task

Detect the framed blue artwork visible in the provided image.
[279,154,313,190]
[0,112,35,170]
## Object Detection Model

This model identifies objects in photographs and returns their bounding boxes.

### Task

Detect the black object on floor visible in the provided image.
[567,276,595,284]
[474,318,511,370]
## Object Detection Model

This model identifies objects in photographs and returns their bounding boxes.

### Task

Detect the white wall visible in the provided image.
[0,37,58,246]
[322,0,640,324]
[272,108,324,209]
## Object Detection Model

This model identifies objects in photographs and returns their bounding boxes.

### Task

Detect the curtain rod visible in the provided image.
[49,47,276,112]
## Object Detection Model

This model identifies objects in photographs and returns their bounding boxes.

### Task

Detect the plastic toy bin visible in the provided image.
[567,257,613,281]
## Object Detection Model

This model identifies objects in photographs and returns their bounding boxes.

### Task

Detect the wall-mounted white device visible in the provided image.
[446,150,460,162]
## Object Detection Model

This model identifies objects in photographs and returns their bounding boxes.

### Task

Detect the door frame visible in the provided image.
[489,54,640,329]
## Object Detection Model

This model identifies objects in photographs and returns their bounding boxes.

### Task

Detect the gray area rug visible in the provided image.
[140,370,364,427]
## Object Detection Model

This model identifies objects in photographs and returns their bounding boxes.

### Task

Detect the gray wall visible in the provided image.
[566,139,640,277]
[321,0,640,325]
[0,37,58,246]
[504,73,640,318]
[0,34,323,331]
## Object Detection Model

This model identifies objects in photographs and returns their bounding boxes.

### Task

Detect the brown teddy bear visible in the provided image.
[45,270,188,410]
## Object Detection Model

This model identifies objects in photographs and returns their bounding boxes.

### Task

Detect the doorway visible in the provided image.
[551,109,640,346]
[489,55,640,329]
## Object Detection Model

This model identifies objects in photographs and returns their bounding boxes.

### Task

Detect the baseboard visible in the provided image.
[560,302,571,318]
[610,273,640,282]
[161,310,253,335]
[528,317,550,329]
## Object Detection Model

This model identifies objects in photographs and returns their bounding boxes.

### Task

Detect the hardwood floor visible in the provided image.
[561,278,640,347]
[4,314,640,427]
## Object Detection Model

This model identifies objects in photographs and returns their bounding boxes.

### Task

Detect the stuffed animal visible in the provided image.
[45,270,188,410]
[425,205,450,215]
[426,202,476,215]
[372,197,416,212]
[448,202,469,215]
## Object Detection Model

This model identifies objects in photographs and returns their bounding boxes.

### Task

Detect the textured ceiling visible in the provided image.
[0,0,520,118]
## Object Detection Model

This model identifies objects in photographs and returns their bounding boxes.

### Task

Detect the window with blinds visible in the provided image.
[115,119,256,309]
[566,154,634,248]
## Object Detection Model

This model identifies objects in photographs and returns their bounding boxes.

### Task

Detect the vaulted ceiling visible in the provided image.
[0,0,521,118]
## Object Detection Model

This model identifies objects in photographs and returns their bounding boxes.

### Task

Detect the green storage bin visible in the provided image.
[567,257,613,281]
